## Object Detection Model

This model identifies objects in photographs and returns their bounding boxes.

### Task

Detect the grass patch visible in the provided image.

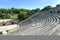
[8,14,18,18]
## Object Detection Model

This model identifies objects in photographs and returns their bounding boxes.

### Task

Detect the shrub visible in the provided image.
[0,32,2,34]
[1,14,10,19]
[6,30,9,33]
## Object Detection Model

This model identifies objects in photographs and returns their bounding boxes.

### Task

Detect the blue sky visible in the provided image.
[0,0,60,9]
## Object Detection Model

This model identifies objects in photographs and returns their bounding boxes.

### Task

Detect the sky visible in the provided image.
[0,0,60,9]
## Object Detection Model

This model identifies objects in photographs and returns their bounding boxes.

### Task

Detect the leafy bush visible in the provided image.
[1,14,10,19]
[0,32,2,34]
[6,30,9,33]
[18,13,26,21]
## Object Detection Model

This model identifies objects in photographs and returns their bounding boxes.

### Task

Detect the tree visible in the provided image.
[41,6,51,11]
[13,9,20,14]
[56,4,60,7]
[0,14,2,19]
[34,8,40,12]
[1,14,10,19]
[10,7,15,14]
[18,13,26,21]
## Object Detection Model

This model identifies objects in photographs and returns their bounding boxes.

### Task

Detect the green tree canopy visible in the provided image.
[41,6,52,11]
[56,4,60,7]
[1,14,10,19]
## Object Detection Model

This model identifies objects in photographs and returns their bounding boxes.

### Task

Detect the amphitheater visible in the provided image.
[6,5,60,35]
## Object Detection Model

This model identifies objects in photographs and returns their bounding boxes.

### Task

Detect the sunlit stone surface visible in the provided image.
[6,5,60,35]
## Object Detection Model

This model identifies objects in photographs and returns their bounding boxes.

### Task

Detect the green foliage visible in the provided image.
[0,5,51,20]
[41,6,51,11]
[56,4,60,7]
[0,32,2,34]
[34,8,40,12]
[18,13,26,21]
[6,30,9,33]
[1,14,10,19]
[0,6,50,20]
[9,14,18,18]
[0,4,59,21]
